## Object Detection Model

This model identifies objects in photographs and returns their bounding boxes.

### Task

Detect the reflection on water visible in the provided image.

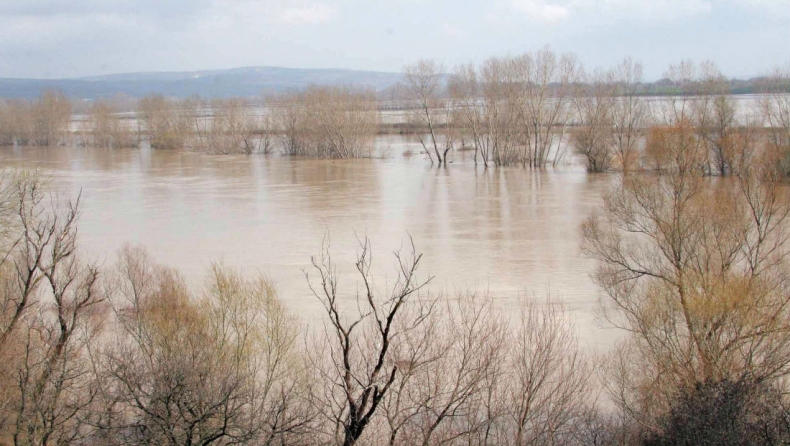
[0,137,616,346]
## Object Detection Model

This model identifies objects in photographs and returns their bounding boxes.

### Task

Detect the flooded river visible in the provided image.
[0,137,617,346]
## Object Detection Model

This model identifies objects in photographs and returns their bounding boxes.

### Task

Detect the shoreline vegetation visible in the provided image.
[1,50,790,445]
[1,144,790,444]
[0,51,785,171]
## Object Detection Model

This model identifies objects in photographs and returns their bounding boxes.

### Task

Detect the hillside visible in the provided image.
[0,66,404,99]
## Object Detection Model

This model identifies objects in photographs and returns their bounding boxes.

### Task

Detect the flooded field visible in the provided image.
[0,136,617,345]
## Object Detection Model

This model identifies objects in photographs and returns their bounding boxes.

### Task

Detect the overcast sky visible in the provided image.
[0,0,787,80]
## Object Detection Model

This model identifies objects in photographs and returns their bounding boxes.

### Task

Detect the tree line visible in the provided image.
[0,87,379,157]
[402,52,790,171]
[0,51,787,167]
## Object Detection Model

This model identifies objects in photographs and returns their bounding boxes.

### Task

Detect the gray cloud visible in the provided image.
[0,0,786,80]
[0,0,215,18]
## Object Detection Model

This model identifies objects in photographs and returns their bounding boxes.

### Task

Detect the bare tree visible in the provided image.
[306,86,379,159]
[583,123,790,428]
[94,246,312,446]
[444,50,581,168]
[0,99,33,146]
[9,256,103,446]
[449,65,485,166]
[509,48,580,168]
[381,293,507,446]
[760,65,790,176]
[191,97,272,154]
[29,91,71,147]
[0,170,106,446]
[307,237,433,446]
[272,86,379,159]
[138,95,191,150]
[449,62,521,168]
[696,62,739,175]
[84,100,137,149]
[507,300,591,446]
[610,58,648,174]
[653,60,750,176]
[483,57,524,167]
[571,70,616,173]
[646,61,713,174]
[270,94,309,157]
[0,172,82,352]
[404,60,454,164]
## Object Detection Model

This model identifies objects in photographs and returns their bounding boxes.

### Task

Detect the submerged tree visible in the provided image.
[760,66,790,176]
[435,49,581,168]
[610,58,648,173]
[190,97,272,154]
[509,48,580,168]
[30,90,72,147]
[0,99,33,146]
[403,60,457,165]
[271,86,378,159]
[84,100,137,149]
[138,94,191,150]
[571,70,615,173]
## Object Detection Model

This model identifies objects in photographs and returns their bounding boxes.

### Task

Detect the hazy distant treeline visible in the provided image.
[0,86,380,157]
[0,51,788,168]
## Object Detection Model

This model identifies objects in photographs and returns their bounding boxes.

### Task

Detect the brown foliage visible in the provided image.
[610,58,648,174]
[0,99,32,146]
[30,90,72,147]
[138,94,191,149]
[271,86,379,158]
[571,71,616,173]
[84,100,137,149]
[0,91,71,147]
[189,97,273,154]
[759,67,790,176]
[93,246,313,446]
[584,124,790,432]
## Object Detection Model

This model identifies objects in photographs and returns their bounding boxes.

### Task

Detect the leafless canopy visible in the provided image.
[271,86,379,159]
[583,123,790,429]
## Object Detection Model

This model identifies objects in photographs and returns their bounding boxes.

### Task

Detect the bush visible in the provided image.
[645,379,790,446]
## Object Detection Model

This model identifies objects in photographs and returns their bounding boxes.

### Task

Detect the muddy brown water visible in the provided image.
[0,137,619,347]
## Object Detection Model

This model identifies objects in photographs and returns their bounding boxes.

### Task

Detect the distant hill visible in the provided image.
[0,66,404,100]
[0,66,782,101]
